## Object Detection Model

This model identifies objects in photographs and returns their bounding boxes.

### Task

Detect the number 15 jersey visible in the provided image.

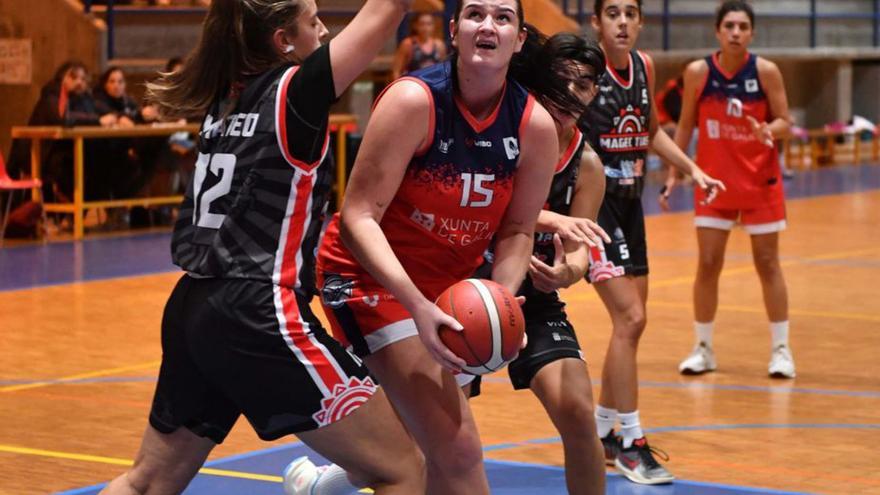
[318,61,535,300]
[171,45,336,300]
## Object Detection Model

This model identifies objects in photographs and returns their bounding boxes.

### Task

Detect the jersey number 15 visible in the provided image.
[460,173,494,208]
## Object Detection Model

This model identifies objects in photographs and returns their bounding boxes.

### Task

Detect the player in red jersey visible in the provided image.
[285,30,612,495]
[100,0,428,494]
[584,0,725,486]
[306,0,590,491]
[666,1,795,378]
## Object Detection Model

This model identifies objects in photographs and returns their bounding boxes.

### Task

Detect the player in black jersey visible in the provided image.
[584,0,726,486]
[493,33,611,495]
[101,1,425,494]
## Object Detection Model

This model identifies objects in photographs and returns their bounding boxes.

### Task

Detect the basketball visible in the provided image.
[436,279,525,375]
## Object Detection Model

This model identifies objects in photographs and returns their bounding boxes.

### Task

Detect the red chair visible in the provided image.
[0,151,43,246]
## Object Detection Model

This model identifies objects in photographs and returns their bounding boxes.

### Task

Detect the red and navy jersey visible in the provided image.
[695,52,783,209]
[582,49,652,199]
[319,60,535,300]
[171,45,335,300]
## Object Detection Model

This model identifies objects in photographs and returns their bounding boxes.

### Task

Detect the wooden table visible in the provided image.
[12,114,357,240]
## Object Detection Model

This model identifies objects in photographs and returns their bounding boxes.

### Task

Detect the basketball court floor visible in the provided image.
[1,163,878,494]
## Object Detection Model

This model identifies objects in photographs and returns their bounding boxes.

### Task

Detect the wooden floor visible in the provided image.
[1,189,879,494]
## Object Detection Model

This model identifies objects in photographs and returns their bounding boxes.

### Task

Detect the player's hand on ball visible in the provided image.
[412,300,466,373]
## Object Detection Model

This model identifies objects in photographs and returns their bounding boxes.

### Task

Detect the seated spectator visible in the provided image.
[8,61,113,202]
[390,12,446,80]
[91,66,159,200]
[94,66,159,127]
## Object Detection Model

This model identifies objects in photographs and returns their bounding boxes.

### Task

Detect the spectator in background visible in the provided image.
[390,11,445,80]
[94,66,160,127]
[91,66,160,201]
[9,60,114,202]
[656,73,683,135]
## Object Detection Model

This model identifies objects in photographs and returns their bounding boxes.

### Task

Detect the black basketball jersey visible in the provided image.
[520,128,585,312]
[583,49,652,199]
[171,46,335,300]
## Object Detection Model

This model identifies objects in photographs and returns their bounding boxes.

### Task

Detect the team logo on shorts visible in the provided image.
[321,274,354,308]
[313,376,378,427]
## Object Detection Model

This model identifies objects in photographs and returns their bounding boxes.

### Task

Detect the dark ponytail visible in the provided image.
[510,25,605,121]
[148,0,304,119]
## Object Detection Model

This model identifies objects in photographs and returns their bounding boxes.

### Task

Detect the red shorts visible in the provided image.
[316,270,478,386]
[694,200,787,235]
[317,270,418,358]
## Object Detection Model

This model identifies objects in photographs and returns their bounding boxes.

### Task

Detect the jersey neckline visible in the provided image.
[711,50,751,81]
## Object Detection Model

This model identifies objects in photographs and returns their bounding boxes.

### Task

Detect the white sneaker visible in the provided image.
[282,456,325,495]
[768,345,796,378]
[678,342,717,375]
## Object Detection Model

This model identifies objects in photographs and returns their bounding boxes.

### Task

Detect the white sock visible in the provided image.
[770,320,790,349]
[618,411,644,448]
[314,464,363,495]
[595,405,617,438]
[695,321,714,347]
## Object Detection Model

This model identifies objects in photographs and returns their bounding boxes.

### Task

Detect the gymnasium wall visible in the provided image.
[0,0,104,159]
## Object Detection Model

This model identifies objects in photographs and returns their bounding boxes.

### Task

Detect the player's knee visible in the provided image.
[425,429,483,475]
[753,252,781,277]
[552,397,596,440]
[615,306,646,338]
[697,253,725,276]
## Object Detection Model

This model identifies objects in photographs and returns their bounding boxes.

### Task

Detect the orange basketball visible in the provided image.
[436,279,525,375]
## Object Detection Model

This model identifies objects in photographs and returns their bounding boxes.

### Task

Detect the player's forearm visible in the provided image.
[653,129,699,177]
[563,246,589,285]
[768,117,791,140]
[536,210,562,232]
[491,231,533,295]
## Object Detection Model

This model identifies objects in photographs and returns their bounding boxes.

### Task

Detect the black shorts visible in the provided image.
[149,275,377,444]
[506,302,584,390]
[587,194,649,282]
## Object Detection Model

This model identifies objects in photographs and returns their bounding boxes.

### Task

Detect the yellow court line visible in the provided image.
[0,444,282,483]
[0,360,160,393]
[565,246,880,303]
[647,300,880,323]
[0,443,376,492]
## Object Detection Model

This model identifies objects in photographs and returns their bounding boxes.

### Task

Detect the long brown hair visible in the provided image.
[147,0,305,118]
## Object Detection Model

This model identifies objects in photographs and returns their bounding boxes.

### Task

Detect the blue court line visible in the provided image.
[636,380,880,399]
[60,430,824,495]
[5,163,880,293]
[480,375,880,399]
[481,422,880,453]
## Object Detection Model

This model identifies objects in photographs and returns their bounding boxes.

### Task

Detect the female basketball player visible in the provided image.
[307,0,585,491]
[585,0,725,485]
[667,1,795,378]
[100,0,427,493]
[391,11,447,79]
[285,28,610,495]
[493,32,611,495]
